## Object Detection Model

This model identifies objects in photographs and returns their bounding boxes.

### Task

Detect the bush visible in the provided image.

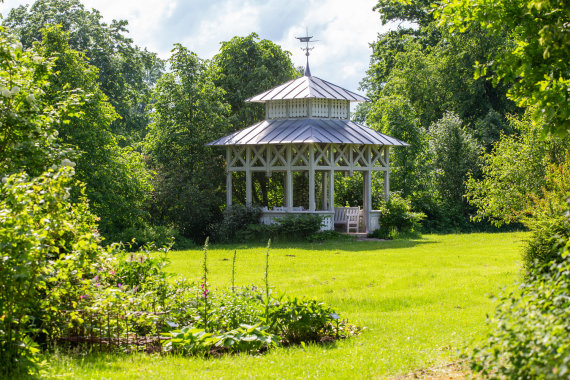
[372,193,426,239]
[0,167,104,375]
[108,224,193,251]
[218,209,323,243]
[214,205,263,242]
[266,295,338,344]
[469,243,570,379]
[523,215,570,275]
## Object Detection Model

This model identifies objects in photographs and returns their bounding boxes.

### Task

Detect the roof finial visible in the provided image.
[295,28,317,77]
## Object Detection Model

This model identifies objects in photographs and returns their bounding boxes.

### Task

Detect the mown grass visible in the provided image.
[45,232,527,379]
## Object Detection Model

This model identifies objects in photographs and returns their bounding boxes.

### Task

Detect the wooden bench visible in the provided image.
[334,207,360,233]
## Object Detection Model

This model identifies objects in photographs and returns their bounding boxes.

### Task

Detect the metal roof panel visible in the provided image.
[246,76,369,103]
[208,118,408,147]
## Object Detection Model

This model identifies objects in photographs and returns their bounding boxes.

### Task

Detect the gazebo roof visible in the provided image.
[245,75,369,103]
[207,118,408,146]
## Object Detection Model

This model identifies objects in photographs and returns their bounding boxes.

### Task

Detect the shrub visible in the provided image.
[265,295,337,344]
[469,247,570,379]
[0,167,103,375]
[221,211,323,243]
[522,215,570,275]
[214,205,263,242]
[109,225,189,251]
[469,203,570,379]
[372,193,426,239]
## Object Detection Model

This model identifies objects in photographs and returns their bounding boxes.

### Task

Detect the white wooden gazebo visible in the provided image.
[208,42,407,233]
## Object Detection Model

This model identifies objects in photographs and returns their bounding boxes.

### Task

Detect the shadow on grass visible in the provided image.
[206,237,437,252]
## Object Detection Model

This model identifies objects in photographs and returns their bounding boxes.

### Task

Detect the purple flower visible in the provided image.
[133,286,138,293]
[80,295,86,299]
[93,275,99,282]
[118,283,122,288]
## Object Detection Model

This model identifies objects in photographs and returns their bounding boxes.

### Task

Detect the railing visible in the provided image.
[260,210,334,231]
[260,208,381,233]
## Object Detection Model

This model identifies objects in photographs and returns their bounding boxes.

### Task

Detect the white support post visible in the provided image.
[349,144,354,177]
[384,146,390,202]
[322,172,328,210]
[226,148,232,208]
[309,144,315,211]
[364,170,372,233]
[246,146,252,205]
[286,145,293,210]
[329,145,335,211]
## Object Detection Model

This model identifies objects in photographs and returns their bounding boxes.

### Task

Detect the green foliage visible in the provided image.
[36,26,153,238]
[5,0,164,141]
[0,26,78,177]
[437,0,570,136]
[164,323,279,356]
[236,214,323,243]
[111,225,184,251]
[0,167,101,375]
[215,206,322,243]
[265,295,339,344]
[214,205,263,242]
[521,160,570,275]
[373,193,426,239]
[210,33,299,131]
[145,44,230,243]
[523,215,570,277]
[366,95,430,197]
[466,112,569,227]
[215,324,279,353]
[429,112,481,224]
[469,231,570,379]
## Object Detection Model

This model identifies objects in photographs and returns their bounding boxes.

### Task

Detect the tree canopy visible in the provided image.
[4,0,164,141]
[436,0,570,136]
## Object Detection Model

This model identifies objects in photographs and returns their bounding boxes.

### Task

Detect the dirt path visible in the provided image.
[391,361,469,380]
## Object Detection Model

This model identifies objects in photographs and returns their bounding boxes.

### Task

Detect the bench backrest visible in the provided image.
[334,207,360,222]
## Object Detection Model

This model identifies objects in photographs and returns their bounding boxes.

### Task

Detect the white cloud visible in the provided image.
[0,0,393,92]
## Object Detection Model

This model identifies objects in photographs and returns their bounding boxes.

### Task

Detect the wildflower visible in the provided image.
[118,283,122,288]
[133,286,138,292]
[80,295,86,299]
[93,275,99,282]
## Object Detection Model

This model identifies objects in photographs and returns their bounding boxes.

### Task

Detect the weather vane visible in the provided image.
[295,28,318,76]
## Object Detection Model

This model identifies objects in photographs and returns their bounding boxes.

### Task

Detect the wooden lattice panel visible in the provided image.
[330,100,349,119]
[227,144,389,172]
[311,99,329,117]
[289,99,307,118]
[266,100,287,119]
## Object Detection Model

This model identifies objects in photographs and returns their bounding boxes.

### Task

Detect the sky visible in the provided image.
[0,0,393,93]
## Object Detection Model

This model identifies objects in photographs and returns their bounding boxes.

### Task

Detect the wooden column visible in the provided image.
[245,146,252,205]
[384,146,390,202]
[308,144,315,211]
[286,145,293,210]
[226,147,232,208]
[322,172,328,210]
[329,145,335,211]
[363,170,372,233]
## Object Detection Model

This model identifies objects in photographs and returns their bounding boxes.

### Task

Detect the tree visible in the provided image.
[466,111,569,227]
[35,26,152,239]
[209,33,299,205]
[145,45,230,242]
[4,0,164,141]
[0,25,78,176]
[366,95,429,197]
[436,0,570,136]
[210,33,299,131]
[429,112,481,224]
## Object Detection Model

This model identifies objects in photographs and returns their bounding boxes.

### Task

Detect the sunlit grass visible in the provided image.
[45,232,527,379]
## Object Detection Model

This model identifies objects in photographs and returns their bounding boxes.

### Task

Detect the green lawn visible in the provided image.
[46,232,527,379]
